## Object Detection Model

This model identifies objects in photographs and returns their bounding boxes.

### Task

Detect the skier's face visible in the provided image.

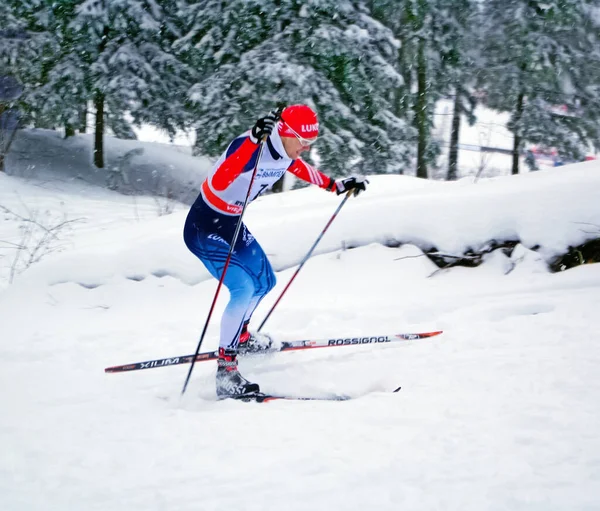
[281,135,317,159]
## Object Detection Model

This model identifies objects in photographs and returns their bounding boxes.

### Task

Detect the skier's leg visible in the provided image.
[184,218,261,397]
[217,263,257,350]
[233,225,277,351]
[184,223,257,349]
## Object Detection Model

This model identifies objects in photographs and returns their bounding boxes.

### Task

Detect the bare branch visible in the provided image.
[393,254,428,261]
[0,240,25,249]
[2,201,86,284]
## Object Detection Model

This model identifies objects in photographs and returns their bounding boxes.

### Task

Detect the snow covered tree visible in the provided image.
[0,1,61,129]
[432,0,479,181]
[177,0,413,178]
[480,0,600,174]
[71,0,191,167]
[401,0,437,179]
[2,0,191,168]
[30,0,89,135]
[369,0,478,179]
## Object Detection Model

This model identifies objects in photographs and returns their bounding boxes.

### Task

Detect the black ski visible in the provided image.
[226,386,401,403]
[229,393,350,403]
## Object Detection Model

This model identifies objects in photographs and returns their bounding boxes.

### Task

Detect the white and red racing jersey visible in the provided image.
[199,130,336,215]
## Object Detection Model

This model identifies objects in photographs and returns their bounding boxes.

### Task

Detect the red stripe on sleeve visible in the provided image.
[211,138,259,191]
[287,159,335,191]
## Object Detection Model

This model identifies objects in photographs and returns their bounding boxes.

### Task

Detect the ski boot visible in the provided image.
[237,323,274,355]
[216,348,260,399]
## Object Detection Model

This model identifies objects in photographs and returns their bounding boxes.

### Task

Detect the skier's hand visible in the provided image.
[335,176,369,197]
[250,109,280,144]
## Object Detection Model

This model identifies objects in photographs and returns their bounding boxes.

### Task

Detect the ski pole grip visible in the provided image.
[260,106,284,143]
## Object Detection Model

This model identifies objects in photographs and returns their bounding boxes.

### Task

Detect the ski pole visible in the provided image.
[181,141,268,396]
[257,190,353,332]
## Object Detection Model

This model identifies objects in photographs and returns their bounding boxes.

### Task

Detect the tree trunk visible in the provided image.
[415,38,428,179]
[93,90,105,168]
[447,90,462,181]
[0,105,5,172]
[395,40,411,120]
[93,26,109,169]
[512,92,525,175]
[65,124,75,138]
[0,106,19,172]
[192,128,203,157]
[79,106,87,133]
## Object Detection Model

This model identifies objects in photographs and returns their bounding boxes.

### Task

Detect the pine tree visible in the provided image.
[370,0,478,179]
[30,0,89,135]
[432,0,479,181]
[481,0,600,174]
[72,0,191,167]
[178,0,412,178]
[1,1,61,128]
[2,0,191,168]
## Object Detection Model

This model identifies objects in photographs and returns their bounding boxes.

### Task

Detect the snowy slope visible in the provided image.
[5,128,212,203]
[1,160,600,511]
[0,171,190,289]
[6,160,600,290]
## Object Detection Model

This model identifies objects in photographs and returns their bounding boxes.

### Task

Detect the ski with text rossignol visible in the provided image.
[104,331,443,374]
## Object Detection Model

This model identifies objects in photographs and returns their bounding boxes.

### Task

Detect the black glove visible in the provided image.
[334,176,369,197]
[250,109,281,144]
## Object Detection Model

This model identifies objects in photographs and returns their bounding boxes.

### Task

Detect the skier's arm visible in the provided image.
[211,138,260,191]
[211,111,279,191]
[287,159,369,196]
[287,159,337,191]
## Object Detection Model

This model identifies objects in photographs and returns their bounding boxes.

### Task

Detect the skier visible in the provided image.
[183,104,368,398]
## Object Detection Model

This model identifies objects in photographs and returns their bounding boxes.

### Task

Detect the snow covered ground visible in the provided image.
[5,128,212,203]
[1,146,600,510]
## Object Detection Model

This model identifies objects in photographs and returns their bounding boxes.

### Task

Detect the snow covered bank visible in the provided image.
[4,128,211,203]
[4,160,600,291]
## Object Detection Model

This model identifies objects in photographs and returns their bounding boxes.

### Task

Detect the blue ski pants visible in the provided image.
[183,198,276,350]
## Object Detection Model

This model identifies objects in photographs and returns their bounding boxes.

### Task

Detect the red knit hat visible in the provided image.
[279,104,319,139]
